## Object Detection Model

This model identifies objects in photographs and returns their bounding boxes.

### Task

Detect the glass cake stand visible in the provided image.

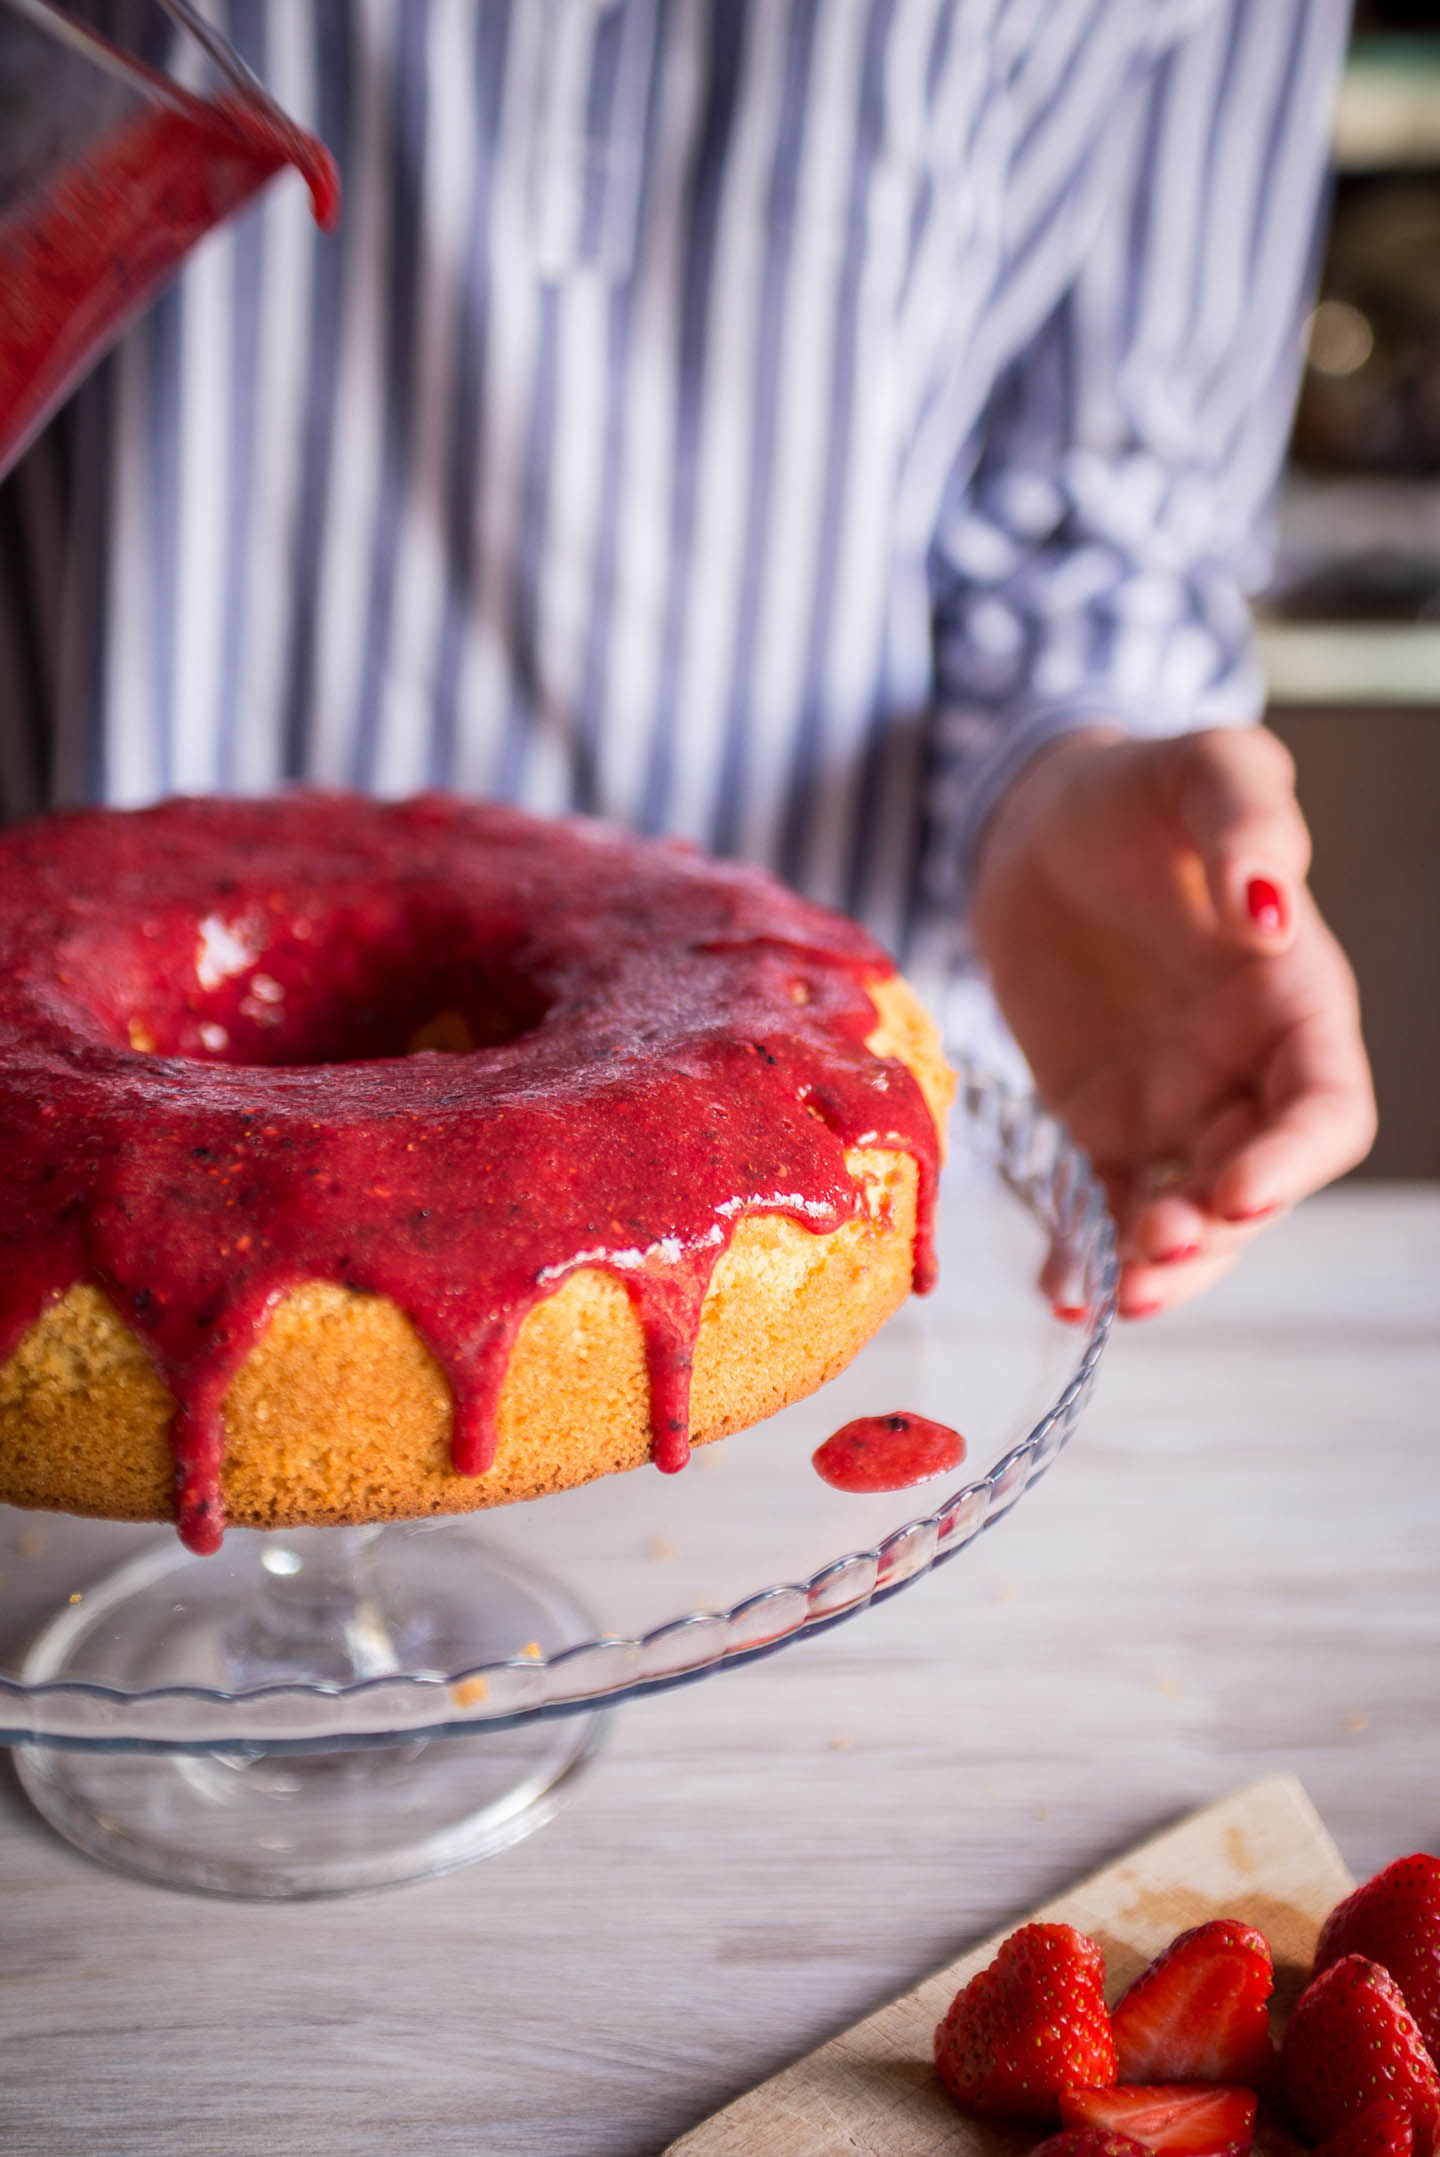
[0,1069,1116,1898]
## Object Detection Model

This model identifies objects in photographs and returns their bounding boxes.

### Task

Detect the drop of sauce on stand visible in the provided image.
[812,1412,966,1494]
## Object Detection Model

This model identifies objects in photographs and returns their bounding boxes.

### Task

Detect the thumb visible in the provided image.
[1168,727,1312,952]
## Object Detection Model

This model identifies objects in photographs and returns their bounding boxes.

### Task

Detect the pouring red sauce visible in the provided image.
[0,90,338,473]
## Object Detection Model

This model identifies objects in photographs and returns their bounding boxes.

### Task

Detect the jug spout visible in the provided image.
[0,0,338,480]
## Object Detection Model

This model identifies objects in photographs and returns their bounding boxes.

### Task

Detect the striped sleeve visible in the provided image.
[922,0,1350,907]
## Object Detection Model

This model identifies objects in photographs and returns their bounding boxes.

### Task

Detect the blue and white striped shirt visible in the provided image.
[0,0,1347,1010]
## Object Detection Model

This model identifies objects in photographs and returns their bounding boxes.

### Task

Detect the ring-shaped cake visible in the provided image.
[0,793,953,1552]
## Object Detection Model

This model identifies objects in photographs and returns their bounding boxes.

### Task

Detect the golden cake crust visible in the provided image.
[0,975,952,1532]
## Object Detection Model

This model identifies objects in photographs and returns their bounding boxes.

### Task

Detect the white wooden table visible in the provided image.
[0,1185,1435,2157]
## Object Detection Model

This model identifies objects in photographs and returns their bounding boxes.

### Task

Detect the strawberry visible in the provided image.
[1112,1921,1276,2087]
[1311,2098,1418,2157]
[1278,1955,1440,2147]
[1032,2132,1154,2157]
[1315,1857,1440,2065]
[934,1922,1118,2119]
[1059,2083,1259,2156]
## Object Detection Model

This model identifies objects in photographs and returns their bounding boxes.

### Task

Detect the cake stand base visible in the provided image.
[14,1712,604,1898]
[14,1523,606,1898]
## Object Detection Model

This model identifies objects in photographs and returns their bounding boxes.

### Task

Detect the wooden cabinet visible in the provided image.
[1267,702,1440,1179]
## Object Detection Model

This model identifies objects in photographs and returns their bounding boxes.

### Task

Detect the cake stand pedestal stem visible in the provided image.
[224,1525,404,1687]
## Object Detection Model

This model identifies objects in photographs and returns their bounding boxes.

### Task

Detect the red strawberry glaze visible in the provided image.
[0,793,942,1554]
[811,1411,965,1492]
[0,88,338,473]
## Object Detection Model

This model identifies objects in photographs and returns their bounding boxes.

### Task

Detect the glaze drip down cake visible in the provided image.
[0,794,954,1552]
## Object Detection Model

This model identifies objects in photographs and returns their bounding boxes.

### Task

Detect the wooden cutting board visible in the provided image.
[666,1775,1354,2157]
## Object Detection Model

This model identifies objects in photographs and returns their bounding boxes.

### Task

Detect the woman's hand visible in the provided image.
[970,724,1377,1317]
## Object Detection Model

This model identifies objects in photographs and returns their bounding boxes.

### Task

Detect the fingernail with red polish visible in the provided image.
[1246,877,1285,934]
[1151,1242,1201,1266]
[1052,1303,1087,1325]
[1224,1201,1278,1224]
[1121,1300,1162,1321]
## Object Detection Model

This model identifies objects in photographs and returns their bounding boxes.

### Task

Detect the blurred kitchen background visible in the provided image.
[1263,0,1440,1175]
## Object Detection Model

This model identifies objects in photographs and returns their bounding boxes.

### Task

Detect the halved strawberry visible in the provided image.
[1278,1955,1440,2147]
[1032,2133,1154,2157]
[1312,2097,1418,2157]
[1315,1857,1440,2066]
[934,1922,1118,2119]
[1112,1921,1275,2087]
[1059,2082,1259,2156]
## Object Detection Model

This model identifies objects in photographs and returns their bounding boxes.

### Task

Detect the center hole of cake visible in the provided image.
[120,905,551,1067]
